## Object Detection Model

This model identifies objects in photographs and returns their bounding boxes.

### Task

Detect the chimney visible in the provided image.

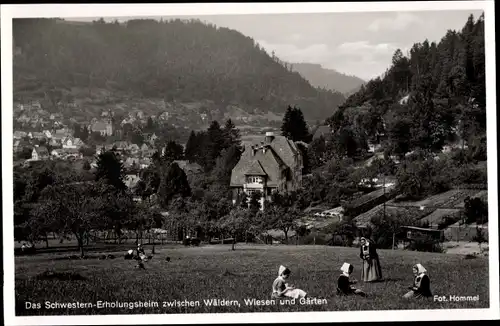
[265,131,275,143]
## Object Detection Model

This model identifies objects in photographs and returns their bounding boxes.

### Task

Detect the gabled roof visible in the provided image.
[244,160,267,176]
[33,146,49,156]
[231,135,300,187]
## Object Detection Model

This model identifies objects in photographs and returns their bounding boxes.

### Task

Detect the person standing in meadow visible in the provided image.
[359,237,383,282]
[337,262,366,296]
[137,243,147,261]
[403,264,432,299]
[271,265,307,299]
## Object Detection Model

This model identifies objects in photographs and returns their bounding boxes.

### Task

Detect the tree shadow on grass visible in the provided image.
[35,271,87,281]
[367,277,405,283]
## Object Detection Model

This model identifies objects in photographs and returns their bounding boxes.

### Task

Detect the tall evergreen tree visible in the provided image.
[162,140,184,164]
[95,150,126,191]
[206,121,225,170]
[222,119,242,152]
[157,162,191,209]
[184,130,198,163]
[281,105,312,143]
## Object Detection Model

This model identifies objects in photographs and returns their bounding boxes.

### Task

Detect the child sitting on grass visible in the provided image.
[271,265,307,299]
[337,263,366,297]
[124,249,134,260]
[403,263,432,299]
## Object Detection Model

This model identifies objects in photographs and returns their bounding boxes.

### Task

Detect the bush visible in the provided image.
[406,236,444,253]
[183,237,201,246]
[301,233,329,245]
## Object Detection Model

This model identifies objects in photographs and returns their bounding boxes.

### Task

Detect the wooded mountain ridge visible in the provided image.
[290,62,365,96]
[325,12,486,159]
[13,18,346,122]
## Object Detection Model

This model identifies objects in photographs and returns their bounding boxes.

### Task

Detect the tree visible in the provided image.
[102,188,136,243]
[212,145,242,186]
[128,202,162,244]
[222,119,242,152]
[387,117,412,159]
[157,162,191,208]
[36,182,108,257]
[464,196,488,224]
[162,140,184,163]
[206,120,225,171]
[307,137,328,171]
[184,131,198,163]
[370,209,416,249]
[82,160,91,171]
[146,116,155,131]
[218,207,250,250]
[262,192,303,244]
[95,150,126,191]
[281,106,312,143]
[296,142,310,174]
[329,126,362,159]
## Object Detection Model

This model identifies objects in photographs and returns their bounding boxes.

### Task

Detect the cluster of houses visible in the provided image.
[14,101,65,129]
[14,128,86,160]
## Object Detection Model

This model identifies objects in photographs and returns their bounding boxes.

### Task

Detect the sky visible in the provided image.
[71,10,483,81]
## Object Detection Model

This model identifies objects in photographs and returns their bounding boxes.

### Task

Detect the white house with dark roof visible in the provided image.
[32,146,50,161]
[62,136,84,149]
[230,132,303,209]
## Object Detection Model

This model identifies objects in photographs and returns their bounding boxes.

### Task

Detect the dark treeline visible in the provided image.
[327,13,486,159]
[13,18,345,120]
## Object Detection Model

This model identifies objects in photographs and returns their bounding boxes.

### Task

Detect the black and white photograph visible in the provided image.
[2,1,498,325]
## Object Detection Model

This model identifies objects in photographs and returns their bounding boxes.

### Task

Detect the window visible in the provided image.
[246,189,262,196]
[247,176,263,184]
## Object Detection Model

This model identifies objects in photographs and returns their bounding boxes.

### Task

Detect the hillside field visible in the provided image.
[15,244,488,315]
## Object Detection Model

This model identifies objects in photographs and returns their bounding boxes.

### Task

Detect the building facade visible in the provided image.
[230,132,303,209]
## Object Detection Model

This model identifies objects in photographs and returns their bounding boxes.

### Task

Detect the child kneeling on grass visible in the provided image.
[271,265,307,299]
[124,249,134,260]
[337,263,366,297]
[403,263,432,299]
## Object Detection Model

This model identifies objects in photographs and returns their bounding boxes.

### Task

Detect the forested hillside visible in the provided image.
[13,18,345,121]
[321,13,486,159]
[291,63,365,95]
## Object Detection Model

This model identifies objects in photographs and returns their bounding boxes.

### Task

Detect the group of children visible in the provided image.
[271,237,433,300]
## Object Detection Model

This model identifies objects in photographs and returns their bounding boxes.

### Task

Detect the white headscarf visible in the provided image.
[278,265,289,276]
[360,237,370,246]
[414,263,427,276]
[340,262,352,276]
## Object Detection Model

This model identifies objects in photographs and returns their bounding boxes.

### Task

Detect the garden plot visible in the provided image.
[453,190,488,208]
[419,209,462,227]
[353,204,435,228]
[387,189,482,208]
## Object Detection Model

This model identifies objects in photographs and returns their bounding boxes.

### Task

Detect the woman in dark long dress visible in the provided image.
[403,264,432,299]
[337,263,366,297]
[359,237,383,282]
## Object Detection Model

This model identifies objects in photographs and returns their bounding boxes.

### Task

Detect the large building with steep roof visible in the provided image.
[230,132,303,209]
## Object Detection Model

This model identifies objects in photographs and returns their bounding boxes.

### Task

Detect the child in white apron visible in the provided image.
[271,265,307,299]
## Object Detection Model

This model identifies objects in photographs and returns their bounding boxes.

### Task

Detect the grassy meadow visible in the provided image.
[15,244,489,315]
